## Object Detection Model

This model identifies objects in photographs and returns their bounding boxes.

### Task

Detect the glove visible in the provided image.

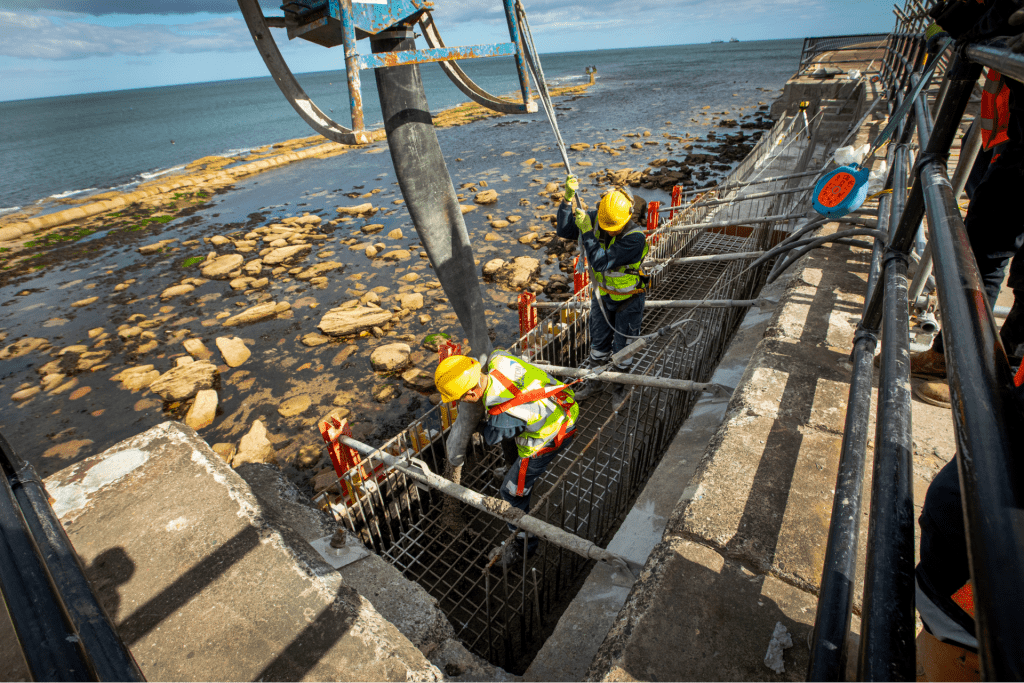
[564,175,579,202]
[574,208,593,234]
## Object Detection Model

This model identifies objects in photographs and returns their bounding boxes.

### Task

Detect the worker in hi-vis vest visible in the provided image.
[435,351,578,570]
[556,176,649,401]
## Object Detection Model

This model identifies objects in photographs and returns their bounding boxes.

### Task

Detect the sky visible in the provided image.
[0,0,899,102]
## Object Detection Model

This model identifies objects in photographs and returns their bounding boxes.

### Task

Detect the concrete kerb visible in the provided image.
[37,422,511,682]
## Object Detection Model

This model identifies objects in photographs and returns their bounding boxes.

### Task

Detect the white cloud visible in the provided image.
[0,10,253,59]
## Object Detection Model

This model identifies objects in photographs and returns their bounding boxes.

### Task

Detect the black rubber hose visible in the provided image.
[371,31,493,361]
[371,31,493,464]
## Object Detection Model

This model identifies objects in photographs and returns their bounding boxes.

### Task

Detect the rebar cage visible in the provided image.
[315,111,819,671]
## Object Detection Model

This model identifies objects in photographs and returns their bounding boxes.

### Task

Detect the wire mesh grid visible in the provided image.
[314,113,811,671]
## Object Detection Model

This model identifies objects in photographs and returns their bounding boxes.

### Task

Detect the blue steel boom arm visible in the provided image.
[238,0,538,144]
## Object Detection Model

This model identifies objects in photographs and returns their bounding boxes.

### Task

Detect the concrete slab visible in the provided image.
[43,422,444,682]
[587,538,818,682]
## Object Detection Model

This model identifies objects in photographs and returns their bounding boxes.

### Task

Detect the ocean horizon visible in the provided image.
[0,38,803,214]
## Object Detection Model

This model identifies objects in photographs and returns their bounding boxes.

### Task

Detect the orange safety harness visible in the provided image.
[980,68,1011,152]
[487,368,578,457]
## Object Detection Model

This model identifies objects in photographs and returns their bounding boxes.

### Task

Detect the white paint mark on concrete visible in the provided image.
[606,499,665,563]
[166,516,188,531]
[49,448,150,519]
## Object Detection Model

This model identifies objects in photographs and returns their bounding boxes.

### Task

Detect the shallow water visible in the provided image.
[0,39,801,486]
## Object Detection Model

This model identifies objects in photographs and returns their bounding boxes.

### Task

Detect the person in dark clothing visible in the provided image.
[910,3,1024,405]
[555,176,649,400]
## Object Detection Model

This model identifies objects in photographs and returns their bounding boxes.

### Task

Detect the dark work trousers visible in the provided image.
[931,140,1024,360]
[499,438,572,553]
[589,291,646,366]
[932,78,1024,361]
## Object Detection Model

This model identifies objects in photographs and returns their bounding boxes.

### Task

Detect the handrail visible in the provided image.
[0,431,143,681]
[808,13,1024,681]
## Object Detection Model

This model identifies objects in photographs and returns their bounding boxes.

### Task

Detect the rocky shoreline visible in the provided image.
[0,81,779,498]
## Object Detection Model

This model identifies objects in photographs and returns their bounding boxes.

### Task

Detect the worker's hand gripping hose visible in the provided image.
[445,400,484,467]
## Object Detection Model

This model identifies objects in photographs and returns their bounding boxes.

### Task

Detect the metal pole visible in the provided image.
[907,111,983,307]
[807,136,898,680]
[529,363,718,392]
[857,143,916,682]
[531,298,769,310]
[920,163,1024,681]
[662,211,809,235]
[338,0,364,133]
[862,55,982,330]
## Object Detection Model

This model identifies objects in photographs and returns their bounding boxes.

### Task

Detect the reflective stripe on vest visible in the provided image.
[482,353,579,459]
[980,68,1010,151]
[588,222,649,301]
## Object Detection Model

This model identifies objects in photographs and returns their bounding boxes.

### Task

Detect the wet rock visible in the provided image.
[301,333,332,347]
[296,261,343,280]
[386,228,404,240]
[484,233,502,242]
[361,223,385,235]
[401,367,435,392]
[222,302,283,327]
[185,389,218,430]
[365,246,378,258]
[243,259,263,276]
[41,373,66,392]
[161,284,195,299]
[250,277,269,289]
[336,203,377,216]
[490,220,510,229]
[569,143,590,151]
[211,443,235,462]
[138,239,176,255]
[149,359,218,401]
[183,338,212,360]
[215,336,250,367]
[210,236,230,246]
[459,205,477,214]
[496,256,541,289]
[474,189,498,204]
[71,296,98,307]
[397,293,424,310]
[331,345,360,365]
[381,249,411,261]
[0,337,49,360]
[507,215,522,223]
[234,419,275,467]
[68,386,91,400]
[201,254,245,279]
[519,232,538,244]
[51,378,79,395]
[263,244,312,265]
[229,277,255,291]
[12,386,41,402]
[360,291,381,305]
[278,395,311,418]
[318,306,393,336]
[112,365,161,391]
[422,332,452,352]
[373,383,399,403]
[370,343,411,371]
[482,259,506,279]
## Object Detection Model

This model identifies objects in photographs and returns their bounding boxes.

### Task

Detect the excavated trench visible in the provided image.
[320,112,817,673]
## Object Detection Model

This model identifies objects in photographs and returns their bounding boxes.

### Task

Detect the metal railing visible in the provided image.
[808,3,1024,680]
[313,111,817,670]
[799,33,889,73]
[0,431,144,681]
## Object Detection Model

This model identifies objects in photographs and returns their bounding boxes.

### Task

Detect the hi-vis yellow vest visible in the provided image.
[482,352,578,459]
[588,222,649,301]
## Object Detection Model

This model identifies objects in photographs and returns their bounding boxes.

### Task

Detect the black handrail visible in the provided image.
[808,27,1024,683]
[0,431,143,681]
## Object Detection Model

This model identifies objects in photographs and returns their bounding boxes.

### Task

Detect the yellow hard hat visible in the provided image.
[435,355,482,403]
[597,189,634,233]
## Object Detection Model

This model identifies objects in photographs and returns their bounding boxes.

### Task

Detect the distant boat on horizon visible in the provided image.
[711,39,724,43]
[729,37,739,42]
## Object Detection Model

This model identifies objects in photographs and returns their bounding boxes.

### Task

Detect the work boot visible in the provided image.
[914,380,951,408]
[572,354,608,402]
[490,537,536,572]
[877,347,947,378]
[604,363,631,406]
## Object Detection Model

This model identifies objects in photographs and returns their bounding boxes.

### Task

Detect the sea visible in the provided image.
[0,38,804,479]
[0,39,803,214]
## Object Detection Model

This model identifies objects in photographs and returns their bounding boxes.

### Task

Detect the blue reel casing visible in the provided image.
[812,165,871,218]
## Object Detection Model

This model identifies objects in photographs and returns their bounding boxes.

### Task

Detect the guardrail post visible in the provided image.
[573,256,589,294]
[670,186,682,220]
